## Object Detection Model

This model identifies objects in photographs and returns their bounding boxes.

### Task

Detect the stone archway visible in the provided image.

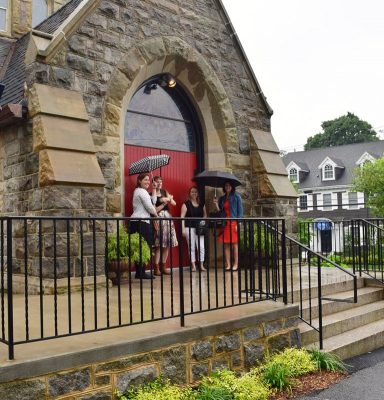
[102,36,238,214]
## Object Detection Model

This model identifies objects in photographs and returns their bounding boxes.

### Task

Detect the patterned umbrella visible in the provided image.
[128,154,171,175]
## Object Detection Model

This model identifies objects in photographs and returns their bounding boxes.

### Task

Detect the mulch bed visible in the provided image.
[269,370,347,399]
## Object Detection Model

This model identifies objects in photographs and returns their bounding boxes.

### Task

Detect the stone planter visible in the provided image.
[107,261,131,285]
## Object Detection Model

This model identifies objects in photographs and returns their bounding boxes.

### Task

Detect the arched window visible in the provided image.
[125,76,199,152]
[323,164,334,180]
[32,0,48,28]
[289,168,298,183]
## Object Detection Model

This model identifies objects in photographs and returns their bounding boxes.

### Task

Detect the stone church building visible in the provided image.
[0,0,296,225]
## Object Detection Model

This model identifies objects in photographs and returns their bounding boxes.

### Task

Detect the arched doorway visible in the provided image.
[124,74,203,221]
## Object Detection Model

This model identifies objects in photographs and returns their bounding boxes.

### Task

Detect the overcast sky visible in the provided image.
[221,0,384,151]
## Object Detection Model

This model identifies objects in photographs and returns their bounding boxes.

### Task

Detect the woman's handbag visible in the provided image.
[208,210,226,228]
[196,220,207,236]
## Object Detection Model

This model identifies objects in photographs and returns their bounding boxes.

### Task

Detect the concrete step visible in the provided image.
[300,299,384,346]
[300,286,384,320]
[321,318,384,360]
[288,276,365,303]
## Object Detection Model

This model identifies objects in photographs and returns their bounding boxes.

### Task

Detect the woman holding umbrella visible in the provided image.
[213,180,243,271]
[130,172,158,279]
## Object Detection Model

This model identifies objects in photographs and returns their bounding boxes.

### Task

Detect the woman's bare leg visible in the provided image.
[224,244,231,270]
[232,243,239,270]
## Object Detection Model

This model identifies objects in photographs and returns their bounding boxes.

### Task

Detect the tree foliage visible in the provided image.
[354,158,384,216]
[304,112,378,150]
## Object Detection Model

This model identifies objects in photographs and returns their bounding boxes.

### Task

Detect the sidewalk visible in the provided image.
[298,347,384,400]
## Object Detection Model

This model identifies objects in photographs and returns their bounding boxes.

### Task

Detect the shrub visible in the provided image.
[262,362,291,391]
[262,348,317,377]
[234,373,270,400]
[107,226,151,264]
[309,348,348,372]
[199,369,237,397]
[116,377,192,400]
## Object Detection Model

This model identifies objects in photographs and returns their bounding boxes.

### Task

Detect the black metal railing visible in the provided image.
[261,220,358,349]
[299,218,384,280]
[351,219,384,283]
[0,216,286,360]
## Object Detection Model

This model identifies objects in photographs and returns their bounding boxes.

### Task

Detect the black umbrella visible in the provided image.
[193,170,241,196]
[129,154,170,175]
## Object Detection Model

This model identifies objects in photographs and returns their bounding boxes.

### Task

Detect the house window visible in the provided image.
[348,192,358,209]
[0,0,8,32]
[299,195,308,211]
[323,164,334,180]
[323,193,332,210]
[32,0,49,28]
[289,168,298,183]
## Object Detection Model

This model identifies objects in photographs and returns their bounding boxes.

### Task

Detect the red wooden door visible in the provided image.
[124,145,197,266]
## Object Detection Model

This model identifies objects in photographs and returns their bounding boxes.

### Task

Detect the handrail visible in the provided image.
[359,218,384,232]
[263,221,358,349]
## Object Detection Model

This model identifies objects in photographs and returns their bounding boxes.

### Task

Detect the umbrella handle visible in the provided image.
[214,187,217,198]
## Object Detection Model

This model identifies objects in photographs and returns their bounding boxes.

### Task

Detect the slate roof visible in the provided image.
[282,141,384,189]
[0,0,83,106]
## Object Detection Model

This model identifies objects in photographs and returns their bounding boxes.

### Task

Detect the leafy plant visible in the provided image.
[238,222,273,257]
[298,218,314,246]
[116,377,192,400]
[262,362,291,391]
[194,385,233,400]
[107,226,151,264]
[309,348,348,372]
[234,373,270,400]
[262,348,317,377]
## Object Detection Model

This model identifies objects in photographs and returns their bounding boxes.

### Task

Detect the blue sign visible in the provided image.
[315,221,332,231]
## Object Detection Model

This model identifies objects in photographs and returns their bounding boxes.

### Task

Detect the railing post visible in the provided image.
[351,219,356,275]
[281,219,287,304]
[6,218,14,360]
[178,221,185,327]
[317,256,323,350]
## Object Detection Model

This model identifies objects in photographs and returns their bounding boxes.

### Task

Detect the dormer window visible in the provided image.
[356,152,376,168]
[289,168,298,183]
[0,0,8,32]
[323,164,334,180]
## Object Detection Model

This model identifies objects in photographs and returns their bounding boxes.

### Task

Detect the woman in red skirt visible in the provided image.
[213,180,244,271]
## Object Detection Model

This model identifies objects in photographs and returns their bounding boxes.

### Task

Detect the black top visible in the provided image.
[184,200,204,228]
[153,189,169,211]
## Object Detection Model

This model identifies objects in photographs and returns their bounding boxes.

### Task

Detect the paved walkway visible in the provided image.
[298,347,384,400]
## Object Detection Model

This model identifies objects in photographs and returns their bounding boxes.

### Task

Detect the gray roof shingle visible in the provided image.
[283,141,384,189]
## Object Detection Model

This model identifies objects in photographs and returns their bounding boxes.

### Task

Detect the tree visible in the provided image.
[304,112,378,150]
[353,158,384,216]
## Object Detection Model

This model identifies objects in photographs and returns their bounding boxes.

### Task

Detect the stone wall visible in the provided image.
[25,0,280,217]
[0,309,300,399]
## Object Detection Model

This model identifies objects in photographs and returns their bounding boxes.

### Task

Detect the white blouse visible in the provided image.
[131,188,157,223]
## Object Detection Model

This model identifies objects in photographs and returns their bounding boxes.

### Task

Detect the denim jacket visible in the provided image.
[218,192,244,218]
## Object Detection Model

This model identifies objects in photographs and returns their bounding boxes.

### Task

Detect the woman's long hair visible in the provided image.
[222,180,236,194]
[188,186,200,204]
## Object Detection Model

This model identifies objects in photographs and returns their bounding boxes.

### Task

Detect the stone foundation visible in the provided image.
[0,304,300,399]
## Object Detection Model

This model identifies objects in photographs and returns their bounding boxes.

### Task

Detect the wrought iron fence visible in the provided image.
[0,216,286,360]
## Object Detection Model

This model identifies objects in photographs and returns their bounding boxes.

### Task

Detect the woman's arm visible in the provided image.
[203,205,207,218]
[180,203,187,235]
[164,191,176,206]
[140,189,158,216]
[237,193,244,218]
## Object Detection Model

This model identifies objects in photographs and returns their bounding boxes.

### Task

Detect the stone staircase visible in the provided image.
[297,277,384,360]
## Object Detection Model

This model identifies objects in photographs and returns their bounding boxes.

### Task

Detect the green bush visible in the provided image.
[261,362,291,391]
[262,348,317,377]
[234,373,270,400]
[238,223,273,257]
[107,226,151,264]
[116,377,192,400]
[309,348,348,372]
